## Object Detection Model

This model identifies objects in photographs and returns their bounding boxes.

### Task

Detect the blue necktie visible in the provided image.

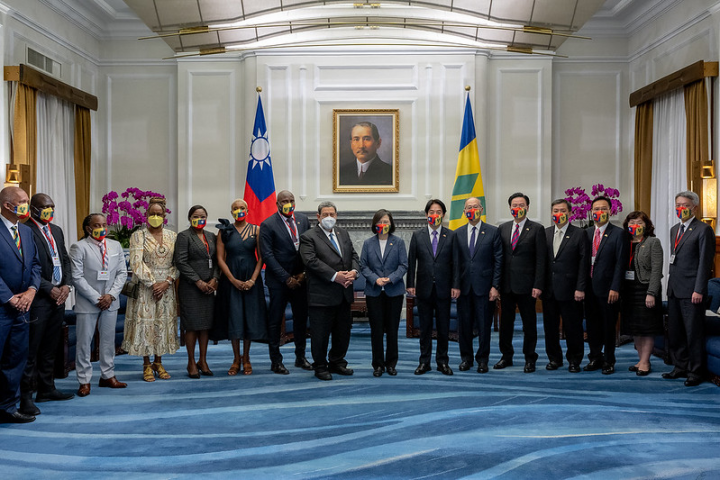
[43,225,62,283]
[468,226,477,256]
[329,232,340,254]
[431,230,438,257]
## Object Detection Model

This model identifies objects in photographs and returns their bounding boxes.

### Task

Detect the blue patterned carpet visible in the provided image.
[2,318,720,479]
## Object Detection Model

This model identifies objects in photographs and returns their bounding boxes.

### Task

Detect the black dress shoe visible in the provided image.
[477,362,488,374]
[199,368,214,377]
[295,357,313,371]
[414,363,431,375]
[438,364,453,376]
[19,398,41,416]
[685,377,703,387]
[636,369,651,377]
[524,362,536,373]
[493,359,513,369]
[373,367,384,377]
[568,363,581,373]
[583,360,602,371]
[187,370,201,379]
[0,410,35,424]
[628,365,639,372]
[271,363,290,375]
[386,366,397,376]
[329,365,354,376]
[315,370,332,381]
[35,389,75,402]
[545,361,562,371]
[662,369,688,379]
[602,364,615,375]
[458,361,472,371]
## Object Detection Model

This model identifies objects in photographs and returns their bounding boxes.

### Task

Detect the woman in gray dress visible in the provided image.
[174,205,220,378]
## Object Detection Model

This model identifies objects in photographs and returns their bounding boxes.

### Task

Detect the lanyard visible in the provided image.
[674,225,686,251]
[201,233,210,256]
[629,241,636,268]
[32,218,57,254]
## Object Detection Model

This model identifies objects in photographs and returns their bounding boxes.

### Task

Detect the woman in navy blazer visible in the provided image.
[360,209,408,377]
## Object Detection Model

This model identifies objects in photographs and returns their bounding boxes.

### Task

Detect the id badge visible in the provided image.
[624,271,636,281]
[669,254,676,264]
[208,259,213,269]
[52,255,61,267]
[97,270,110,281]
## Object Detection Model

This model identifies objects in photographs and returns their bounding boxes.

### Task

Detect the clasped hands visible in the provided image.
[286,273,305,290]
[151,280,172,301]
[231,277,256,291]
[196,278,219,295]
[334,270,357,288]
[50,285,71,305]
[9,289,36,313]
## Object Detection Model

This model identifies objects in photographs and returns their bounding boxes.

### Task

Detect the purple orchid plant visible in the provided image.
[101,188,170,247]
[564,184,623,226]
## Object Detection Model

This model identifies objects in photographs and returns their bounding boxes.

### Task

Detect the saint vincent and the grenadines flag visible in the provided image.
[243,95,277,225]
[449,95,486,229]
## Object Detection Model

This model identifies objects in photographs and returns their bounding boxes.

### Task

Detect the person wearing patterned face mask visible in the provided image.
[542,199,589,374]
[407,199,457,376]
[173,205,220,379]
[214,199,267,376]
[583,195,628,376]
[620,211,663,377]
[69,213,127,398]
[360,209,407,377]
[664,191,715,386]
[495,192,547,374]
[259,190,312,375]
[19,194,75,417]
[0,186,41,423]
[122,197,179,382]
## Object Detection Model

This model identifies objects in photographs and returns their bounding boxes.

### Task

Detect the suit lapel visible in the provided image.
[422,228,434,257]
[555,225,573,258]
[30,221,52,259]
[0,222,23,262]
[675,221,695,252]
[321,227,342,258]
[435,227,449,257]
[596,224,612,256]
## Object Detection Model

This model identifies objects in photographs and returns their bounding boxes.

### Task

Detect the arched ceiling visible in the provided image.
[121,0,608,57]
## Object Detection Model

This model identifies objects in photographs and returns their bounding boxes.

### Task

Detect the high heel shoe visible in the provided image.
[143,363,155,382]
[198,363,214,376]
[152,362,171,380]
[187,365,200,379]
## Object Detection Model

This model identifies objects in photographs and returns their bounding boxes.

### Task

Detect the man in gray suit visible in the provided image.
[69,213,128,397]
[664,191,715,386]
[299,201,359,380]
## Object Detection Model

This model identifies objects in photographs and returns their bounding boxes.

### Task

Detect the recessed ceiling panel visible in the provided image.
[487,0,534,25]
[530,0,578,28]
[154,0,202,29]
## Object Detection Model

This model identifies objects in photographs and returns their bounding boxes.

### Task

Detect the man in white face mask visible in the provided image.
[299,201,360,380]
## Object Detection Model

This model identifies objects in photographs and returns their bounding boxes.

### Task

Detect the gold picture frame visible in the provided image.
[333,109,399,193]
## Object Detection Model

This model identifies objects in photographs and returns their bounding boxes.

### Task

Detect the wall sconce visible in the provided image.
[702,175,717,229]
[6,164,20,184]
[702,160,715,179]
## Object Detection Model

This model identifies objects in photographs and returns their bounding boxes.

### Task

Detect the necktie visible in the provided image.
[43,225,62,283]
[553,228,563,257]
[675,223,686,252]
[11,225,22,256]
[468,226,477,256]
[592,228,601,257]
[511,224,520,251]
[99,241,107,270]
[431,230,438,257]
[287,217,298,243]
[329,232,340,254]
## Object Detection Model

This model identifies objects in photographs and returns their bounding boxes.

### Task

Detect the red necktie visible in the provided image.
[511,224,520,251]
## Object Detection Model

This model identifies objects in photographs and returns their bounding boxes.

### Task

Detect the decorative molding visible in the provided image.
[314,64,418,91]
[628,11,713,63]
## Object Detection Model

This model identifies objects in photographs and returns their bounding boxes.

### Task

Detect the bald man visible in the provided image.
[0,187,42,423]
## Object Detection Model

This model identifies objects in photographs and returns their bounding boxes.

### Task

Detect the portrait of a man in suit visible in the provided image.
[334,110,398,192]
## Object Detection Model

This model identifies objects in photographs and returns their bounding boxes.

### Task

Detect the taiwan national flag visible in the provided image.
[243,95,277,225]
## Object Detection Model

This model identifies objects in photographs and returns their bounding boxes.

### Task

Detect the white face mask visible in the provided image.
[321,216,336,231]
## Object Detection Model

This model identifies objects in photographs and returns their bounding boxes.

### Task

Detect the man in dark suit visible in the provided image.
[338,122,393,186]
[495,192,546,373]
[19,194,75,416]
[260,190,311,375]
[407,199,456,376]
[584,195,628,375]
[0,186,41,423]
[452,197,502,374]
[542,199,589,373]
[664,191,715,386]
[299,201,360,380]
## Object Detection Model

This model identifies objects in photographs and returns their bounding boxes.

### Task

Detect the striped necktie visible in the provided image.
[11,225,22,256]
[511,224,520,250]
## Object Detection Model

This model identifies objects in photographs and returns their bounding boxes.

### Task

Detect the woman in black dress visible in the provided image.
[621,211,664,376]
[216,199,267,376]
[174,205,220,378]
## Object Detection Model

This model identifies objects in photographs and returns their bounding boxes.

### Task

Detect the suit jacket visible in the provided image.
[587,222,628,298]
[407,226,455,299]
[339,156,393,186]
[453,222,503,296]
[544,224,589,302]
[260,212,310,289]
[26,219,72,307]
[0,220,41,314]
[360,234,408,297]
[498,219,547,294]
[69,237,127,314]
[299,225,359,307]
[173,228,220,285]
[668,218,715,298]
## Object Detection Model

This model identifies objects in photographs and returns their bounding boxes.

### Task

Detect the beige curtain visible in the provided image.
[11,83,37,194]
[684,79,709,212]
[633,101,654,213]
[74,106,92,239]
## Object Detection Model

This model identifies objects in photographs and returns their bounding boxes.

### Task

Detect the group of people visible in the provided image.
[0,185,714,425]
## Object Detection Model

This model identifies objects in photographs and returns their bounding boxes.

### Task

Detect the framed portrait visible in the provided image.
[333,109,399,193]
